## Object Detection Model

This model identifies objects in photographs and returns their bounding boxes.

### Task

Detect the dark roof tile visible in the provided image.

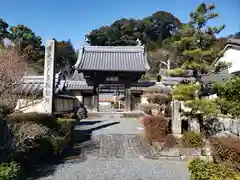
[74,46,149,72]
[66,81,93,90]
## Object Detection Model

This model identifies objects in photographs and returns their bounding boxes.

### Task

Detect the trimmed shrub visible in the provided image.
[141,115,168,143]
[0,162,22,180]
[9,112,59,130]
[163,134,178,149]
[10,136,54,170]
[182,132,204,148]
[210,137,240,171]
[56,118,74,138]
[54,112,77,119]
[166,68,185,77]
[188,158,240,180]
[8,116,74,171]
[48,136,69,157]
[173,83,199,101]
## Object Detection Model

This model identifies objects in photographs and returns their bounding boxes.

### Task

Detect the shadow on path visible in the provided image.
[73,121,120,142]
[74,120,102,126]
[26,121,120,179]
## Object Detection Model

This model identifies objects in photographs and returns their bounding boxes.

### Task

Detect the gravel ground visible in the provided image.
[36,115,190,180]
[37,158,189,180]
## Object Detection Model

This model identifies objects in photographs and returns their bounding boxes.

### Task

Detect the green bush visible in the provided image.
[56,118,74,137]
[49,119,75,156]
[173,83,200,101]
[0,162,22,180]
[48,136,68,157]
[10,112,58,130]
[166,68,185,77]
[182,132,204,148]
[0,114,74,177]
[213,76,240,118]
[215,98,240,118]
[188,158,240,180]
[220,76,240,102]
[185,99,219,115]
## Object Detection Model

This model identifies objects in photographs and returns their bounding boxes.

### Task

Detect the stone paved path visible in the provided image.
[82,134,162,159]
[36,114,190,180]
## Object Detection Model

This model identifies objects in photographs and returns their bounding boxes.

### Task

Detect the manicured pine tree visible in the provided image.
[173,2,225,76]
[170,3,226,127]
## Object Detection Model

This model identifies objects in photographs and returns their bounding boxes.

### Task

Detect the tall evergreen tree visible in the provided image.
[172,3,225,75]
[171,3,226,123]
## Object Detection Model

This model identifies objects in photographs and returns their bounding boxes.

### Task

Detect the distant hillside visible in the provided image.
[86,11,182,51]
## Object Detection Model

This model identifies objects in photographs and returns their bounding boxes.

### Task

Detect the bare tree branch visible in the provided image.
[0,48,26,109]
[11,123,52,152]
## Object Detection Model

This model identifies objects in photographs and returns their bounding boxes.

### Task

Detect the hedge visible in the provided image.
[188,158,240,180]
[0,162,22,180]
[9,112,59,130]
[1,113,75,179]
[182,132,204,148]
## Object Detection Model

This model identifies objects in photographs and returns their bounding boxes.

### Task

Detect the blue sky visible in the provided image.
[1,0,240,48]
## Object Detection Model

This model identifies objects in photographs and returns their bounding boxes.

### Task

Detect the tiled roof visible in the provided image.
[201,69,232,84]
[66,81,93,90]
[15,75,64,95]
[227,38,240,46]
[17,74,173,94]
[15,82,44,95]
[74,45,149,72]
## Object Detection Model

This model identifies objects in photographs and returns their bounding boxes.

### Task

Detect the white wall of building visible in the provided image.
[218,48,240,74]
[16,97,79,113]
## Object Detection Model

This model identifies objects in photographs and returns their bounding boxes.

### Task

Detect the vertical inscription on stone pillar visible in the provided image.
[172,100,182,136]
[43,40,56,114]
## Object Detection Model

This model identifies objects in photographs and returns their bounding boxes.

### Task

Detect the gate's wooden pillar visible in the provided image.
[92,85,99,112]
[125,85,131,112]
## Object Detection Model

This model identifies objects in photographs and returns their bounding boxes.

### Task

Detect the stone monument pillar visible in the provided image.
[43,40,56,114]
[172,100,182,137]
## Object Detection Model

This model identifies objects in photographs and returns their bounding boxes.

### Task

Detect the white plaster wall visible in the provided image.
[218,48,240,74]
[16,98,76,113]
[15,99,45,113]
[72,91,83,107]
